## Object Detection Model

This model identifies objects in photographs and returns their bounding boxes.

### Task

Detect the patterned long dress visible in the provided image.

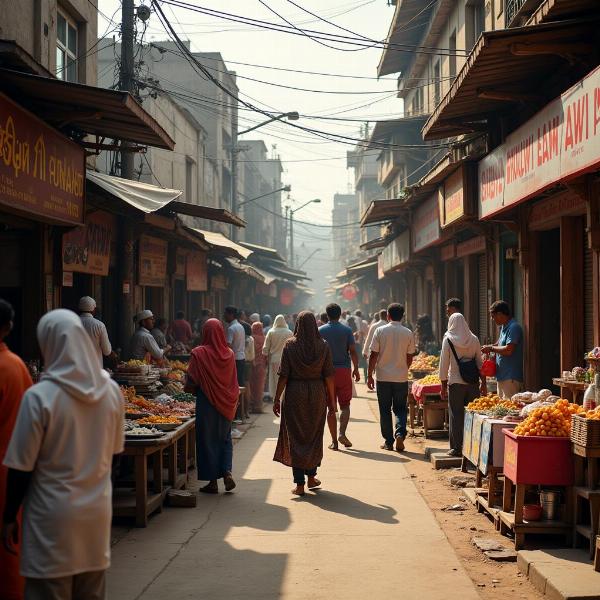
[273,342,334,470]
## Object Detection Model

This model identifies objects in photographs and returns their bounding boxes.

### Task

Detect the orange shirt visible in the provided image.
[0,343,33,599]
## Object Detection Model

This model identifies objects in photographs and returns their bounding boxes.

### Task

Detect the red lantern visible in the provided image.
[342,284,357,301]
[280,288,294,306]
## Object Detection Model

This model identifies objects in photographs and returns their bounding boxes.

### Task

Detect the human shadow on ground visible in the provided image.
[348,417,377,423]
[340,448,409,463]
[302,489,399,524]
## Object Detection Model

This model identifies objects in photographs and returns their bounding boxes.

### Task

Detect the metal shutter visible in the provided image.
[584,243,594,351]
[478,253,488,343]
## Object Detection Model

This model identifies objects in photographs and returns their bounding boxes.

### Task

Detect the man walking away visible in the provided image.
[319,303,360,450]
[482,301,524,399]
[363,309,388,385]
[224,306,246,386]
[78,296,114,365]
[439,313,486,457]
[367,304,415,452]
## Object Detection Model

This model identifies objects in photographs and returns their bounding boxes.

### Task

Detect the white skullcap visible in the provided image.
[136,309,154,323]
[78,296,96,312]
[250,313,260,323]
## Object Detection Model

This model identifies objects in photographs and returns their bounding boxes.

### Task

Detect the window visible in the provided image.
[448,31,457,79]
[466,0,485,49]
[433,61,441,107]
[56,10,78,82]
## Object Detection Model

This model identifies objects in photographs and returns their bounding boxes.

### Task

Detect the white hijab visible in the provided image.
[38,309,115,403]
[273,314,288,329]
[446,313,478,350]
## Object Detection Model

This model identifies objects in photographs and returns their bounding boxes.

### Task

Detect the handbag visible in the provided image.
[447,339,480,384]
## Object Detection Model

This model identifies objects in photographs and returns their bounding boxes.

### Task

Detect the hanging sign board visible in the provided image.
[0,92,85,225]
[440,167,465,227]
[186,250,208,291]
[381,230,410,273]
[138,235,167,287]
[412,192,441,252]
[62,211,114,276]
[478,64,600,219]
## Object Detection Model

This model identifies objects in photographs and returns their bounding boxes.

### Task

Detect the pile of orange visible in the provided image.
[514,399,583,437]
[467,394,519,411]
[583,408,600,420]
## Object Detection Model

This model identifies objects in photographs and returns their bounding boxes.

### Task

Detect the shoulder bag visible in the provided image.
[447,339,480,384]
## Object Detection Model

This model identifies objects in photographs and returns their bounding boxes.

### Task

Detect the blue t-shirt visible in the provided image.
[496,318,524,382]
[319,321,355,369]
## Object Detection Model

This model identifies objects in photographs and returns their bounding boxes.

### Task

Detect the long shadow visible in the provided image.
[399,450,430,463]
[307,489,399,524]
[341,447,409,463]
[348,417,377,423]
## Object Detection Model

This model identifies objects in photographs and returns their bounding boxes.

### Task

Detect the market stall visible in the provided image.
[410,372,446,437]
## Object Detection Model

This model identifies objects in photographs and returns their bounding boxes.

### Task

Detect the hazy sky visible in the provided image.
[98,0,402,282]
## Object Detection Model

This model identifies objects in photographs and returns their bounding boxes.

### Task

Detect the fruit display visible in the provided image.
[413,373,441,386]
[169,360,189,371]
[581,408,600,420]
[466,394,521,412]
[137,415,182,425]
[587,347,600,359]
[410,353,439,372]
[124,359,147,367]
[163,382,184,395]
[513,399,583,437]
[172,391,195,403]
[164,370,185,382]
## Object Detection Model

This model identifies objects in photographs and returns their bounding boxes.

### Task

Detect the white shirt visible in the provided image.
[130,326,163,360]
[80,313,112,361]
[364,320,386,357]
[262,326,293,363]
[226,319,246,360]
[439,336,483,386]
[370,321,416,382]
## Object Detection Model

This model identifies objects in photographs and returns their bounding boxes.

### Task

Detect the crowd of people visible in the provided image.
[0,294,523,599]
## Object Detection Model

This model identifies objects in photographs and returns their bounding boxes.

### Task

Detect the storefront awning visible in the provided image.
[347,259,378,275]
[225,258,264,282]
[366,117,426,150]
[239,242,285,262]
[248,265,280,285]
[191,229,253,261]
[360,235,391,251]
[360,199,405,226]
[0,68,174,149]
[266,263,310,281]
[422,19,597,140]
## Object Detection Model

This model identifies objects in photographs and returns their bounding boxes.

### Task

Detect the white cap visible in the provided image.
[136,309,154,323]
[78,296,96,312]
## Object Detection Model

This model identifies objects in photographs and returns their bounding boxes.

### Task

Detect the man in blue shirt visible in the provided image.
[319,303,360,450]
[482,300,524,399]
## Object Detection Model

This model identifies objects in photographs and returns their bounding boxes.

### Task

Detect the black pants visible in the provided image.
[448,383,480,453]
[292,466,317,484]
[376,381,408,445]
[236,359,246,386]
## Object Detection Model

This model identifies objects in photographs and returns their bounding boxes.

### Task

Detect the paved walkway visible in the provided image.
[108,384,481,599]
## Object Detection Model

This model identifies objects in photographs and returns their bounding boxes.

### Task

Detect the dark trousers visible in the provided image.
[236,359,246,386]
[376,381,408,445]
[292,466,317,485]
[448,383,480,453]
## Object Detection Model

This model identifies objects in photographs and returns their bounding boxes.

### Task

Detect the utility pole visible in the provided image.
[289,208,294,268]
[118,0,135,357]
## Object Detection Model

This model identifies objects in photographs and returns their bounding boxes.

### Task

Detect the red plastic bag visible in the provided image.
[481,357,497,377]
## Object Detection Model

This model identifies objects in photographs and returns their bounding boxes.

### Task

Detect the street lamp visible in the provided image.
[238,184,291,208]
[289,198,321,268]
[238,112,300,136]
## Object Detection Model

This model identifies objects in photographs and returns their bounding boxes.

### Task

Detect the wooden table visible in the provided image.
[113,418,196,527]
[552,378,589,405]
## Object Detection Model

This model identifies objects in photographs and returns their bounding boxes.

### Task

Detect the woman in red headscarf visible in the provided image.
[186,319,239,494]
[273,311,336,497]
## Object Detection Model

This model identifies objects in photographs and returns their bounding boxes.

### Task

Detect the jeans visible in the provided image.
[292,466,317,484]
[376,381,408,445]
[236,359,246,386]
[448,383,480,453]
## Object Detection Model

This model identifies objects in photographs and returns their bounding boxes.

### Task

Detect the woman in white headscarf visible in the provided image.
[2,309,124,598]
[439,313,486,457]
[262,314,293,400]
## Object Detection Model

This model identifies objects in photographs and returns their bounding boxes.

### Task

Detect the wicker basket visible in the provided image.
[571,414,600,448]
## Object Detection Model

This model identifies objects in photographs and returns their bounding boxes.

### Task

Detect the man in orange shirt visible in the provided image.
[0,299,33,600]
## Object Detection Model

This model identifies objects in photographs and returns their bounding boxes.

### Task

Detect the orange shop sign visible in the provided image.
[440,168,464,227]
[0,92,85,225]
[478,64,600,219]
[62,211,114,276]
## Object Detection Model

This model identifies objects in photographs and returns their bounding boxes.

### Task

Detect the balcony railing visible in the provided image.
[506,0,541,26]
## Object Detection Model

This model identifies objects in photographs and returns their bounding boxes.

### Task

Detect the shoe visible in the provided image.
[395,437,405,452]
[338,434,352,448]
[380,443,394,451]
[223,474,236,492]
[446,449,461,457]
[231,428,243,439]
[233,419,243,425]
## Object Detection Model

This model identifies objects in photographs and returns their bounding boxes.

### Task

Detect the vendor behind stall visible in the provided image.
[151,318,169,349]
[169,311,193,345]
[130,310,170,362]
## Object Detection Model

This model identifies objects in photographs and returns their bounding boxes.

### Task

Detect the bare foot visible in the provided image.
[338,434,352,448]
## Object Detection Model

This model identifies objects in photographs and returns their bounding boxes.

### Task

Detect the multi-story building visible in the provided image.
[332,193,359,272]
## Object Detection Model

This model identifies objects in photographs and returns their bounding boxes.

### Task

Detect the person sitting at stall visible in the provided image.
[168,311,193,345]
[78,296,115,365]
[130,310,170,363]
[151,317,169,349]
[415,314,439,356]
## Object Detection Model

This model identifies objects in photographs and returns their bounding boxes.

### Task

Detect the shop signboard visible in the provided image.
[211,274,228,290]
[186,250,208,291]
[138,235,167,287]
[381,230,410,272]
[412,192,441,253]
[440,243,456,261]
[440,168,464,227]
[456,235,486,258]
[529,191,586,230]
[0,92,85,225]
[62,211,114,276]
[478,64,600,219]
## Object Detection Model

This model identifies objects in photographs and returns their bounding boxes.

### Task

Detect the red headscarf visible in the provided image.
[251,321,265,365]
[188,318,239,421]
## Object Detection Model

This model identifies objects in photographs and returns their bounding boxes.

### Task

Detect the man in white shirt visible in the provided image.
[78,296,113,364]
[130,310,170,362]
[224,306,246,386]
[367,303,415,452]
[363,309,388,383]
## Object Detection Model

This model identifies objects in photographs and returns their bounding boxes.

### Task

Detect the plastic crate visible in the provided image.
[503,429,574,485]
[571,415,600,448]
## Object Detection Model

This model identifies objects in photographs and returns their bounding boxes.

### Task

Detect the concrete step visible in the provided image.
[431,452,462,469]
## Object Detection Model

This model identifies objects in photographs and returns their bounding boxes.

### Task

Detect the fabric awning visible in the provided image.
[266,263,310,281]
[191,228,253,260]
[0,68,174,149]
[360,199,405,226]
[239,242,285,262]
[225,258,264,282]
[166,202,245,227]
[248,266,279,285]
[422,19,598,140]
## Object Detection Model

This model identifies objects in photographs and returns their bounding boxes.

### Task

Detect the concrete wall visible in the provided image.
[0,0,98,83]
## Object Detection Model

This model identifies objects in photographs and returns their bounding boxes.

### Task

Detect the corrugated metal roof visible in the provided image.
[191,229,253,260]
[360,199,405,226]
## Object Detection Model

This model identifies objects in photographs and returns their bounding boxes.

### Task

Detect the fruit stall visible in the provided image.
[409,372,446,437]
[111,359,197,527]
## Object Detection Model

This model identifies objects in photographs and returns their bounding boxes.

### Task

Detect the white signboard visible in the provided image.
[412,192,441,252]
[478,64,600,219]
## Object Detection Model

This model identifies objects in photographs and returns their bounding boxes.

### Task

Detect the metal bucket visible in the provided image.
[539,490,561,520]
